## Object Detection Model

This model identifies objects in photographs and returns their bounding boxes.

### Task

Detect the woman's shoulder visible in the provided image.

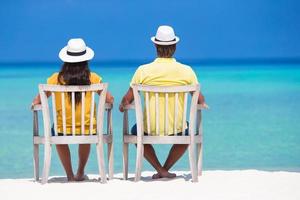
[90,72,102,83]
[47,72,59,84]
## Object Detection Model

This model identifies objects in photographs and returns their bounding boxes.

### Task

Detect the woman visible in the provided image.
[32,38,114,181]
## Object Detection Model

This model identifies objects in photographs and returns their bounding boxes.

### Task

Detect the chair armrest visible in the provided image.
[123,102,135,110]
[32,105,40,137]
[196,104,204,136]
[122,103,135,136]
[197,104,206,110]
[105,103,113,110]
[105,103,113,135]
[32,104,42,111]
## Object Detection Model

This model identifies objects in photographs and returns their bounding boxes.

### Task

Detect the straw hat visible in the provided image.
[151,25,180,45]
[59,38,94,63]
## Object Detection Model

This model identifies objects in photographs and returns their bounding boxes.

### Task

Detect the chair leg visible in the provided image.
[41,144,52,184]
[197,143,203,176]
[107,142,114,180]
[96,142,107,183]
[188,144,198,182]
[134,143,144,182]
[33,144,39,181]
[123,143,129,180]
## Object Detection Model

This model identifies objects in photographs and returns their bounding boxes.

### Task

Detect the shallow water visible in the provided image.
[0,63,299,178]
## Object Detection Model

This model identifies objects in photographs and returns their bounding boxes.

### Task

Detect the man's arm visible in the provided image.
[198,92,209,109]
[198,92,205,104]
[119,88,134,112]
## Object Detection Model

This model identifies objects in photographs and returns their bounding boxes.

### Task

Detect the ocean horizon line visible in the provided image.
[1,57,300,67]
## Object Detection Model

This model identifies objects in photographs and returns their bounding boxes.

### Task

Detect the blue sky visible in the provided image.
[0,0,300,62]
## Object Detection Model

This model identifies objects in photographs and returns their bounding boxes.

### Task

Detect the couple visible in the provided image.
[32,25,208,181]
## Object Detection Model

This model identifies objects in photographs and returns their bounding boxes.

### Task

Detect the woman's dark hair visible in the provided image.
[58,61,91,105]
[155,44,176,58]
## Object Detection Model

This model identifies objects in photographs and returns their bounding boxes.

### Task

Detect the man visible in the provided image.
[119,25,208,179]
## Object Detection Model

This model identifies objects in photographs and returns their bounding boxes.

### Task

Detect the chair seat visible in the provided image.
[123,134,202,144]
[34,134,112,145]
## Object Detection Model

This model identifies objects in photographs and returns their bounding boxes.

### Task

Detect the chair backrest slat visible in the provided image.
[145,92,151,134]
[182,92,188,134]
[174,93,178,135]
[81,92,85,135]
[132,84,199,137]
[164,93,168,136]
[51,92,57,136]
[89,91,95,135]
[61,92,67,135]
[71,92,75,135]
[38,83,108,138]
[155,92,159,135]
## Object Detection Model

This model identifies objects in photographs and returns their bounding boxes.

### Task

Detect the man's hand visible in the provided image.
[199,102,209,109]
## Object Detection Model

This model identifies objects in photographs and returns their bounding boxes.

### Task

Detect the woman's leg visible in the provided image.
[75,144,91,181]
[56,144,74,181]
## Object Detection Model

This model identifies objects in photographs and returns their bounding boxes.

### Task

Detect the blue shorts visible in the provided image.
[131,122,189,136]
[51,127,65,136]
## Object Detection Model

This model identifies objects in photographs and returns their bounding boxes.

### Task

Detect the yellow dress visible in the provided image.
[47,72,102,135]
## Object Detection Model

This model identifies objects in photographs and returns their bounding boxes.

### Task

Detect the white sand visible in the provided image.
[1,170,300,200]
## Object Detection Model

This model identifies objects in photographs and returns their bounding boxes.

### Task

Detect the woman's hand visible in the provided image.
[31,95,41,109]
[105,91,114,105]
[119,88,134,112]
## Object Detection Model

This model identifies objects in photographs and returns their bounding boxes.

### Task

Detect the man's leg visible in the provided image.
[75,144,91,181]
[56,144,75,181]
[143,144,176,179]
[164,144,189,170]
[131,124,175,179]
[153,144,188,178]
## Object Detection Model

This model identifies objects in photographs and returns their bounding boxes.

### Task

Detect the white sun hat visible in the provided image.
[59,38,94,63]
[151,25,180,45]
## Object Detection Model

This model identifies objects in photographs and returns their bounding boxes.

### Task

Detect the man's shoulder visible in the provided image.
[136,62,155,72]
[175,61,195,73]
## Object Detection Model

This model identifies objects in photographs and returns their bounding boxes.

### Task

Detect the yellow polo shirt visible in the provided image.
[130,58,198,135]
[47,72,102,135]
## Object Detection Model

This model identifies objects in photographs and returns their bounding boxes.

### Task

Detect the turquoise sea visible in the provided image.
[0,62,300,179]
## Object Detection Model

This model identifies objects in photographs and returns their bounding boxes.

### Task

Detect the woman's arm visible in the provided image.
[119,88,134,112]
[97,90,114,104]
[31,92,51,108]
[105,91,114,104]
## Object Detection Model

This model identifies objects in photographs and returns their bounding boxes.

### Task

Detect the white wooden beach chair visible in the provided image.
[122,84,203,182]
[32,83,113,184]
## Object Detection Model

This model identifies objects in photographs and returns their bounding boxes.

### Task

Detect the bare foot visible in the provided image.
[152,171,176,179]
[152,173,161,179]
[74,174,87,181]
[160,171,176,178]
[67,176,75,182]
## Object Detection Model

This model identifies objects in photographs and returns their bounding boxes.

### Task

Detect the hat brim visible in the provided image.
[59,46,94,63]
[151,36,180,45]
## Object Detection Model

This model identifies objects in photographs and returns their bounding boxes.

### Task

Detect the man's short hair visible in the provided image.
[155,44,176,58]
